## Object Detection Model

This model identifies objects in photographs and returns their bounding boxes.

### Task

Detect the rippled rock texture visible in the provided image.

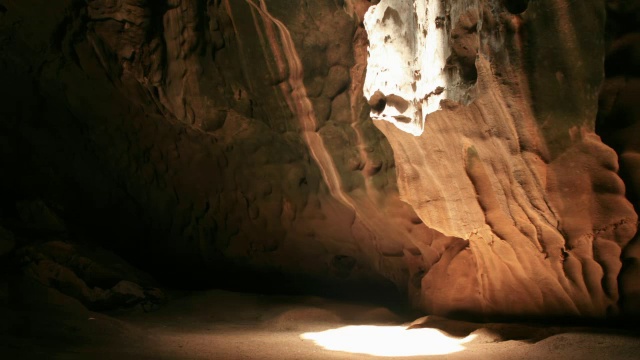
[0,0,638,319]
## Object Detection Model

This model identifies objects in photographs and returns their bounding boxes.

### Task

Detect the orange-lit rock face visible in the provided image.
[597,1,640,317]
[0,0,637,319]
[368,1,639,317]
[368,0,638,317]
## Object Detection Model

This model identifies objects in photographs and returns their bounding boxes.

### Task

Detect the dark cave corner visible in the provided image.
[0,5,413,354]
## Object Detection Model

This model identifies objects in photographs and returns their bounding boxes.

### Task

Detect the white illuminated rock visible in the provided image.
[363,0,476,135]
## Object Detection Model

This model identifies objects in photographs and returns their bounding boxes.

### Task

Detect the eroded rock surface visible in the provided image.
[371,0,637,317]
[363,0,477,135]
[0,0,638,319]
[14,240,164,311]
[597,0,640,317]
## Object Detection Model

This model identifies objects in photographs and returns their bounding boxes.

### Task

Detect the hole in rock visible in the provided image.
[368,90,387,113]
[503,0,529,14]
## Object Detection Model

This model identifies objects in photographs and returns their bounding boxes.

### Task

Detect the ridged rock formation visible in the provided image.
[369,0,638,317]
[0,0,638,319]
[597,0,640,317]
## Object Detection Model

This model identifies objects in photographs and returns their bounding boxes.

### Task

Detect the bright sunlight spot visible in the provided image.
[300,325,476,357]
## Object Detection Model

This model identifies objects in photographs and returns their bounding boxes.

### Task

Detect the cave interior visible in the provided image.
[1,0,640,358]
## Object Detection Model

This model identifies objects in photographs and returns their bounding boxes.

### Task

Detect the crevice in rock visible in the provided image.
[503,0,529,14]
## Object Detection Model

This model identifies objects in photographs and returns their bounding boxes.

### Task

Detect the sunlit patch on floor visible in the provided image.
[300,325,476,357]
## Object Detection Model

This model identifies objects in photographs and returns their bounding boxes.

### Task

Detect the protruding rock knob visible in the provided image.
[368,90,387,114]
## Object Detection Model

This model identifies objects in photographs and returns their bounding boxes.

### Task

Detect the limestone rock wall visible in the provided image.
[363,0,478,135]
[0,0,638,319]
[597,0,640,317]
[0,0,419,296]
[370,0,637,318]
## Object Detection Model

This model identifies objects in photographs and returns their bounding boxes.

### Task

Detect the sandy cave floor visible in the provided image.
[1,283,640,360]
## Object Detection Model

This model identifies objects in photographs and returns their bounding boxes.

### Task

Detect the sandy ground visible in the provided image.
[1,283,639,359]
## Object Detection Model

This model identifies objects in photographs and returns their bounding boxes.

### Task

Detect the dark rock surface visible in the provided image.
[14,240,163,311]
[0,226,14,257]
[597,0,640,317]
